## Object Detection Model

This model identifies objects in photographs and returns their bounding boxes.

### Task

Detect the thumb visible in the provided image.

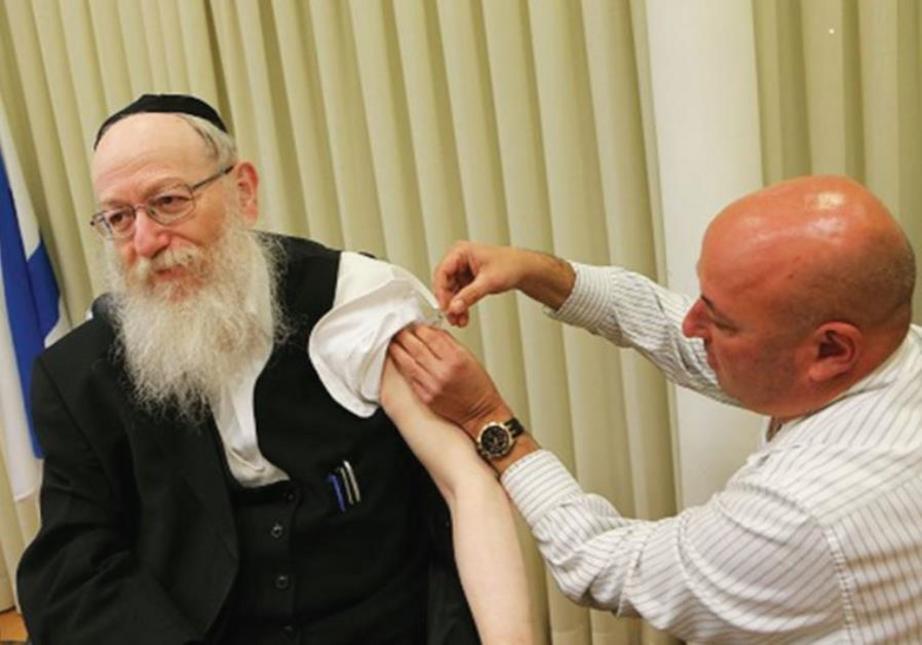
[449,275,491,315]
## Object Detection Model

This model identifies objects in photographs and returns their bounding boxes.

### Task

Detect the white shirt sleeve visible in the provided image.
[308,251,441,417]
[501,450,844,642]
[550,262,735,405]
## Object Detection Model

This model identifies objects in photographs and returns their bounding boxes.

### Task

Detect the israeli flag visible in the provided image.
[0,111,69,501]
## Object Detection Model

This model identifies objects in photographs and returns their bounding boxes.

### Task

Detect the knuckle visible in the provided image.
[480,273,498,291]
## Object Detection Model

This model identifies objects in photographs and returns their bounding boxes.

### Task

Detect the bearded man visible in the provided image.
[17,95,532,645]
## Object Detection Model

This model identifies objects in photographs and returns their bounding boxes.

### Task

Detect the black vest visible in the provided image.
[212,236,475,644]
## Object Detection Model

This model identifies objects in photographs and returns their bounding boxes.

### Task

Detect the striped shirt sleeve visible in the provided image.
[548,263,736,405]
[502,450,844,642]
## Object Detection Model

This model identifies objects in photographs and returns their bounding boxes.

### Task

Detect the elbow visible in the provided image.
[433,449,501,509]
[540,549,627,612]
[441,470,503,516]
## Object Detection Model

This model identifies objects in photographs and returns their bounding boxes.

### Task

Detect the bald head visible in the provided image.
[92,113,231,193]
[686,176,916,416]
[706,175,915,334]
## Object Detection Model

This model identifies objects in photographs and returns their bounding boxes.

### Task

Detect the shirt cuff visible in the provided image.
[501,450,585,527]
[545,262,616,331]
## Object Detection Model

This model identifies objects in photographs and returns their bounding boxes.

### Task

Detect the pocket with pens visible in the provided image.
[326,459,361,512]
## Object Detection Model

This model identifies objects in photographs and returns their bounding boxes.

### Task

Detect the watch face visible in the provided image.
[479,424,512,458]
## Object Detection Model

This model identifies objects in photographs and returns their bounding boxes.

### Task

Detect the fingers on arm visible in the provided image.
[412,325,461,360]
[388,339,435,404]
[389,327,467,396]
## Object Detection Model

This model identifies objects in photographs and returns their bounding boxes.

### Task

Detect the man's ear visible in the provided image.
[807,322,862,383]
[233,161,259,225]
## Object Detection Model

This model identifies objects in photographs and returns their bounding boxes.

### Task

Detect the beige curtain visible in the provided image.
[0,1,919,642]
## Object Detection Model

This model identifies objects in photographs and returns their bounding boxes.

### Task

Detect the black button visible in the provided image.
[274,573,291,590]
[282,624,297,638]
[284,490,297,503]
[270,522,284,539]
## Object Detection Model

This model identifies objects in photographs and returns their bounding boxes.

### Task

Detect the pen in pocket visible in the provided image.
[326,473,346,512]
[327,459,361,511]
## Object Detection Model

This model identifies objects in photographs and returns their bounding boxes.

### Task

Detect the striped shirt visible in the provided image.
[502,263,922,643]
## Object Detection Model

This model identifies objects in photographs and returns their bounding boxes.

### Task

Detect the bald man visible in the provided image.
[389,176,922,642]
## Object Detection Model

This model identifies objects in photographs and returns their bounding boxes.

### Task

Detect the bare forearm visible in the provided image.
[381,365,534,642]
[449,473,534,644]
[516,250,576,311]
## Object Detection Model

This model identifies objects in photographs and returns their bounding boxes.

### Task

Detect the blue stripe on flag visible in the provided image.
[0,152,61,458]
[28,242,61,334]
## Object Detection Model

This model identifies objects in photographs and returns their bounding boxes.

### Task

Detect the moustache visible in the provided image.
[129,245,207,284]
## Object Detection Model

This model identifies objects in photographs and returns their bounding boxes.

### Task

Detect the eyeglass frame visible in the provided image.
[89,164,236,239]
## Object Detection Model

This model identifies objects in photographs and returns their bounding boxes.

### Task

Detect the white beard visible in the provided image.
[106,215,284,421]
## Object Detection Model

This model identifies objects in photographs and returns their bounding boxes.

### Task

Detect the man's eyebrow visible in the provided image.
[701,295,732,322]
[143,177,189,194]
[97,176,188,206]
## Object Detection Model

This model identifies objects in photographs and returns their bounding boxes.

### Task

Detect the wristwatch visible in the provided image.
[475,417,525,460]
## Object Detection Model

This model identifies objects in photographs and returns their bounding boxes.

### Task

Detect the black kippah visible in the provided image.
[94,93,228,149]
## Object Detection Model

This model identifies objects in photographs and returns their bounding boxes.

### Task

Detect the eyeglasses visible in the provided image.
[90,164,235,239]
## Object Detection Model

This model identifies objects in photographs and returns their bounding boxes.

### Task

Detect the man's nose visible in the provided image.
[131,209,170,258]
[682,298,709,339]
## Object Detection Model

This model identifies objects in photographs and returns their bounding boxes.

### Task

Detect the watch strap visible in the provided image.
[504,417,524,439]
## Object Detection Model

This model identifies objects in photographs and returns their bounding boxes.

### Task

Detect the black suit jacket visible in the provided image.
[17,236,476,644]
